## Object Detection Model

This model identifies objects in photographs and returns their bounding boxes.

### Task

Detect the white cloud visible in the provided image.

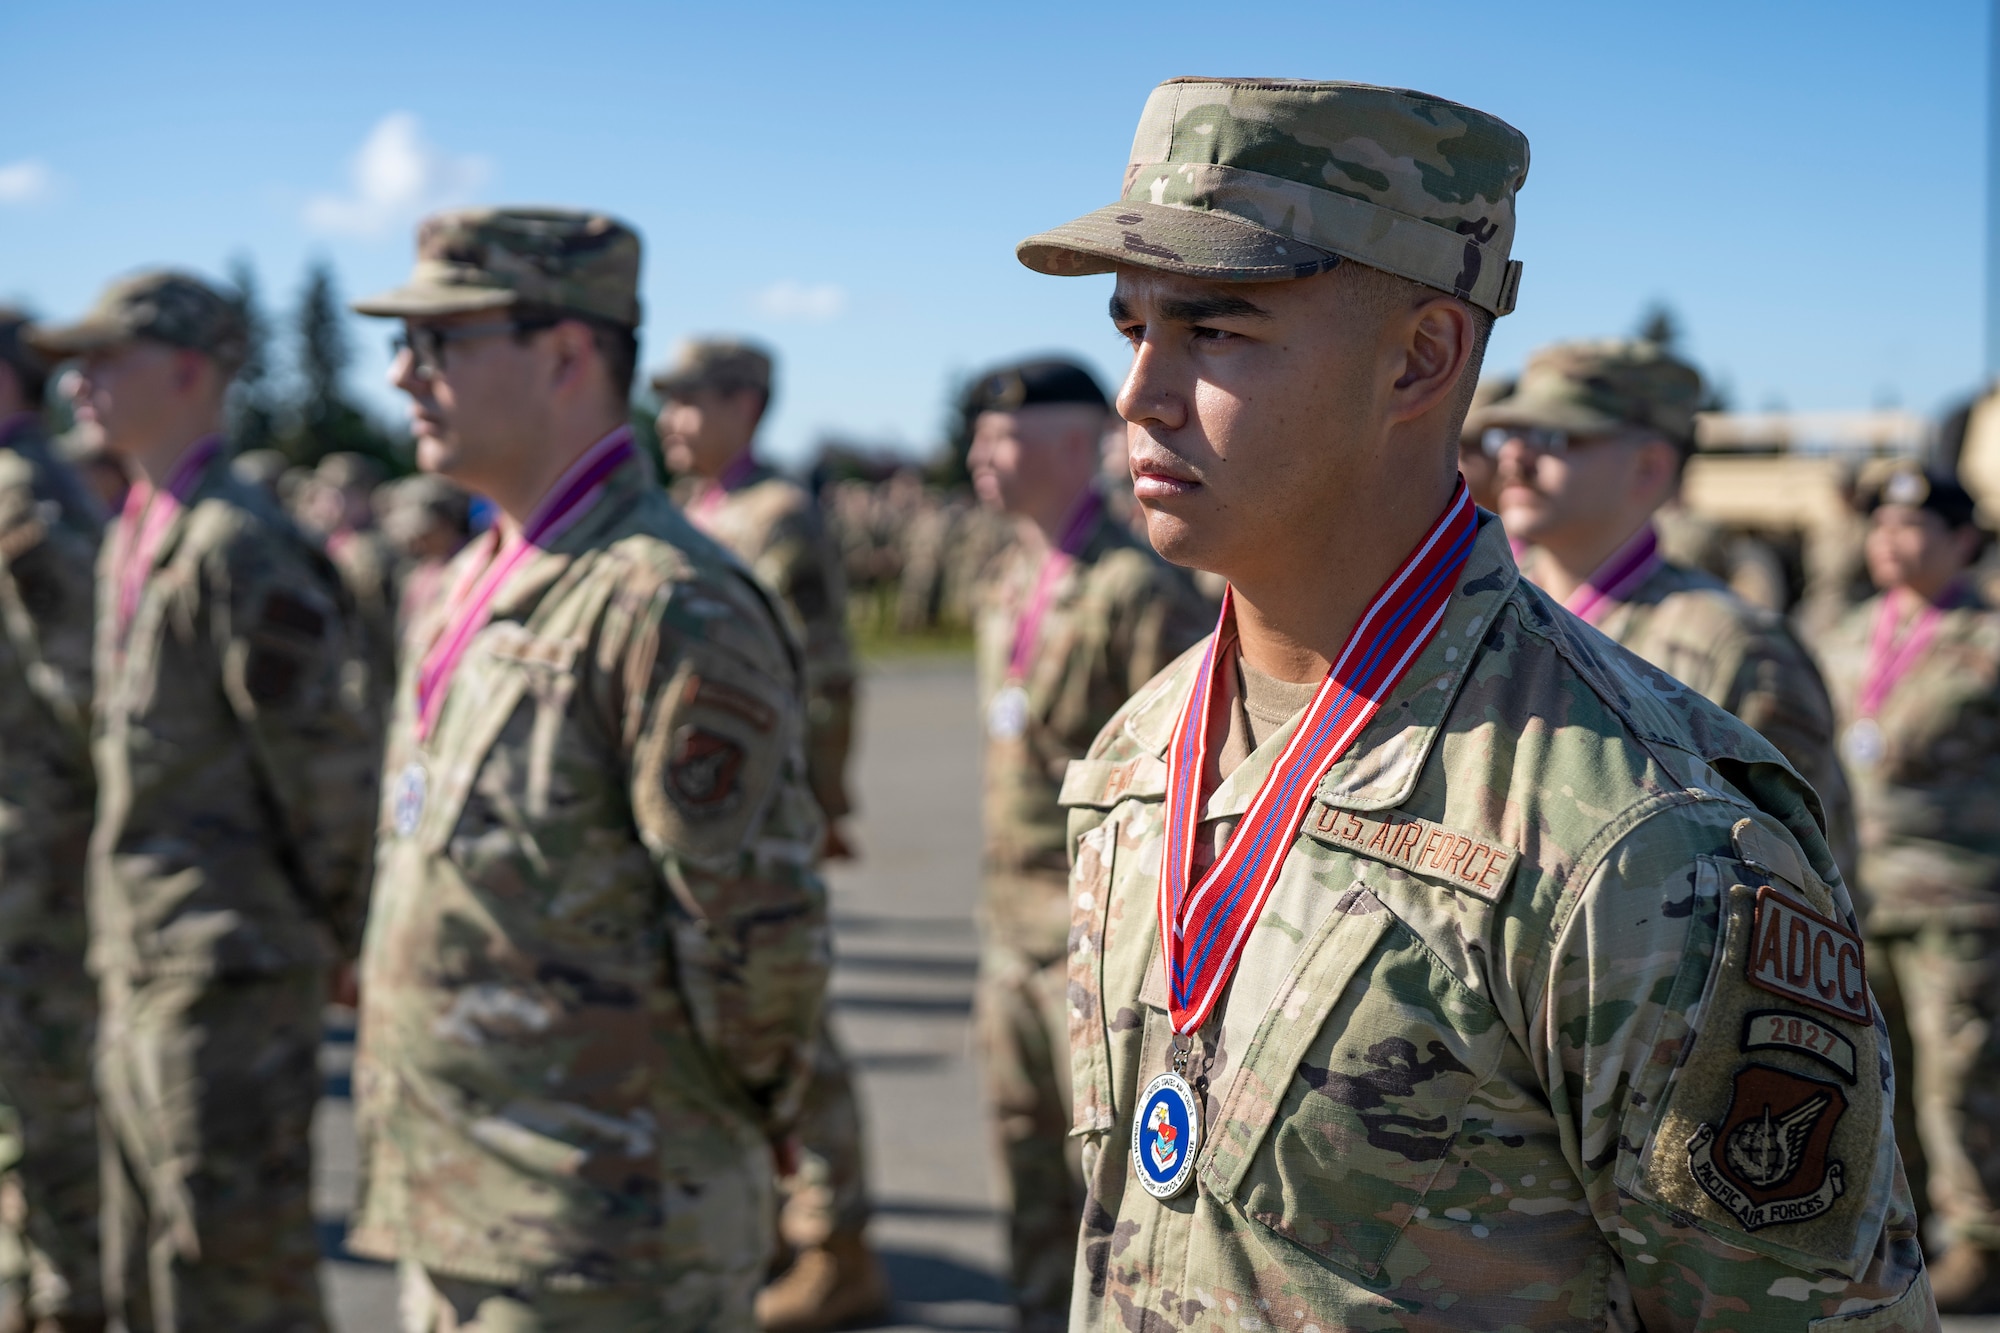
[302,112,490,238]
[0,159,56,206]
[752,280,847,322]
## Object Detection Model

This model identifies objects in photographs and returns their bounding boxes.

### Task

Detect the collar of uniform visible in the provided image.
[484,450,651,619]
[1119,509,1521,818]
[139,436,227,575]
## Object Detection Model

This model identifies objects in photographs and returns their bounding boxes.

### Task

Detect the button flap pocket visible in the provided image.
[1200,888,1398,1200]
[1060,754,1167,810]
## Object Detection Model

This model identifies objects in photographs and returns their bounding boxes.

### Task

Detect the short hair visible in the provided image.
[1335,262,1494,439]
[515,309,639,406]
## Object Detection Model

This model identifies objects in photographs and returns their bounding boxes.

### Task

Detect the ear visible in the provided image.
[547,320,594,394]
[1632,436,1682,503]
[1389,297,1477,425]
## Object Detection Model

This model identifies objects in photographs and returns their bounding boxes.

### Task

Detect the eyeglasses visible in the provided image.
[1477,425,1639,458]
[390,319,554,379]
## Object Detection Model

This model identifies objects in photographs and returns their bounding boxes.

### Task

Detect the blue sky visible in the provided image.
[1,1,1989,465]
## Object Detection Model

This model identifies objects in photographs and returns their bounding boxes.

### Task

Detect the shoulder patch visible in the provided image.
[1631,865,1891,1276]
[1746,886,1871,1026]
[1303,804,1518,903]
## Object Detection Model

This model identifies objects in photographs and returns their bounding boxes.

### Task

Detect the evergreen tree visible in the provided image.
[225,255,281,457]
[1634,301,1683,351]
[283,260,407,471]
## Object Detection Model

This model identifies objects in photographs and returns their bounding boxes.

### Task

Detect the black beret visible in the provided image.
[963,357,1108,418]
[1862,464,1979,531]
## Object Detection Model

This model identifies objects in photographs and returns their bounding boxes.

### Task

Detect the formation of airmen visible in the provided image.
[0,72,1989,1333]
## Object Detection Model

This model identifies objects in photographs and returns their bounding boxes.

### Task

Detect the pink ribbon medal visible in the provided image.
[986,490,1102,742]
[392,427,634,837]
[1133,482,1477,1200]
[1842,585,1955,768]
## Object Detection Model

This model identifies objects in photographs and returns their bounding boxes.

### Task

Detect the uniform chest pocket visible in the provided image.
[416,627,581,853]
[1209,894,1506,1279]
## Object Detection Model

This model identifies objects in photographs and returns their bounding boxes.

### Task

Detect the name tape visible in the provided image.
[1745,886,1870,1026]
[1307,806,1518,903]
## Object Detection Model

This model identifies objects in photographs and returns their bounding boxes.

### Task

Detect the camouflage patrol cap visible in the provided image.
[1472,339,1703,446]
[26,270,248,371]
[353,207,642,328]
[1018,77,1531,316]
[651,338,774,400]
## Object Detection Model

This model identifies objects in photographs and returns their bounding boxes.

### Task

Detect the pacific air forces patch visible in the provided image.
[1687,1064,1848,1230]
[1627,844,1890,1276]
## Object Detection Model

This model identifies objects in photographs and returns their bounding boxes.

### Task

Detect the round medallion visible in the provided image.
[1841,718,1885,769]
[392,762,428,838]
[1131,1070,1201,1200]
[986,685,1030,741]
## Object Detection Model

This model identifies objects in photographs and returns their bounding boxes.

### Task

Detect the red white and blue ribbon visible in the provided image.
[1563,522,1661,626]
[112,433,221,643]
[1157,482,1477,1036]
[414,425,634,739]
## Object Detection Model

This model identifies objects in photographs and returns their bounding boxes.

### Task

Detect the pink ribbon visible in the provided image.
[1857,586,1957,718]
[689,451,760,529]
[111,434,221,643]
[1564,523,1663,626]
[413,426,635,739]
[1005,490,1104,682]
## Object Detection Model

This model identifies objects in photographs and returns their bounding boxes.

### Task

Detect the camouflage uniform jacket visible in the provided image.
[0,414,100,976]
[1579,555,1861,889]
[89,453,379,980]
[1817,591,2000,933]
[352,456,829,1289]
[974,504,1209,960]
[1059,514,1931,1332]
[677,461,856,822]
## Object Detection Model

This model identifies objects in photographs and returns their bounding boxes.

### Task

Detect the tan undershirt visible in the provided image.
[1197,654,1320,870]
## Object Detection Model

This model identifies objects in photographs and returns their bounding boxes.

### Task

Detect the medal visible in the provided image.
[987,685,1030,740]
[1132,1055,1202,1200]
[392,763,428,837]
[1841,718,1884,769]
[1845,586,1958,773]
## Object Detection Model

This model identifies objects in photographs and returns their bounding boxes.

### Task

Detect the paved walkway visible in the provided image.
[316,656,1009,1331]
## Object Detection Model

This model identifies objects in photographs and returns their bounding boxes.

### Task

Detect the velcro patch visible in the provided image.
[1746,886,1870,1025]
[1304,805,1517,903]
[1743,1009,1858,1083]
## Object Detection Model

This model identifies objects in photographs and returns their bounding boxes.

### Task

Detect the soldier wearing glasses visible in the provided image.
[349,208,828,1332]
[1479,339,1856,887]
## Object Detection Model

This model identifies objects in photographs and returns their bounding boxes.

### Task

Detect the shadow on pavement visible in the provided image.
[317,1218,391,1267]
[880,1247,1011,1305]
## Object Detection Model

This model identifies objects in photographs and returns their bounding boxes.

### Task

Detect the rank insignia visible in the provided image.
[1688,1063,1847,1230]
[668,727,745,816]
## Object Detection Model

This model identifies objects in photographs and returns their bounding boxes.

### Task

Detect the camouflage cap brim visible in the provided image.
[22,314,140,358]
[1468,392,1633,439]
[349,276,520,320]
[1018,201,1342,283]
